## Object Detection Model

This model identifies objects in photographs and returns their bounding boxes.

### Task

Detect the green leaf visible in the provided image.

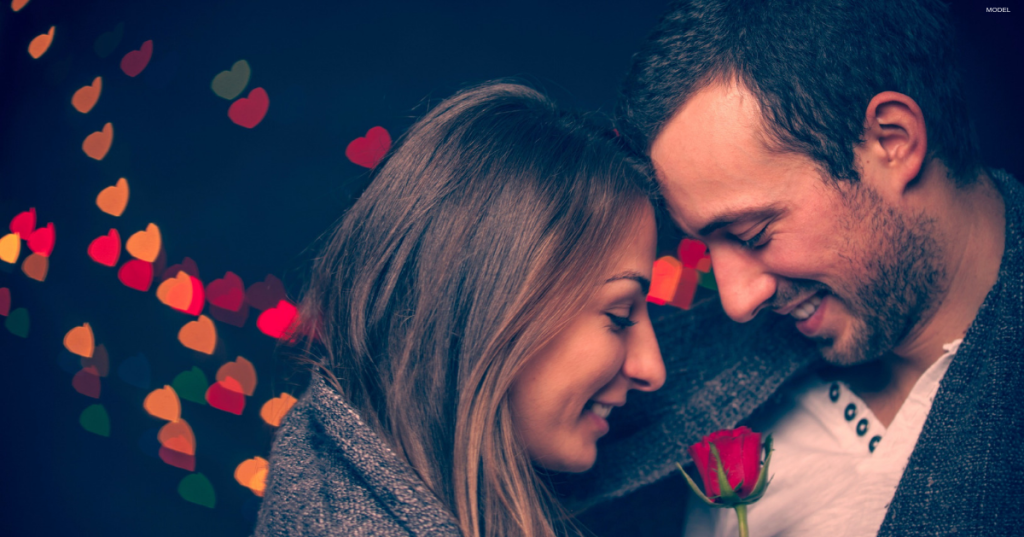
[710,444,740,505]
[743,434,775,503]
[676,462,723,508]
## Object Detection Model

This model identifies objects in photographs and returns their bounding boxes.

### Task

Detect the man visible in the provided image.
[569,0,1023,535]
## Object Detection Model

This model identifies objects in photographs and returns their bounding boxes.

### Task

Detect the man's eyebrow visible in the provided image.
[605,272,651,294]
[696,204,785,237]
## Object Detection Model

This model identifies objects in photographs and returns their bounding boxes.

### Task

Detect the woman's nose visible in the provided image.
[622,311,666,392]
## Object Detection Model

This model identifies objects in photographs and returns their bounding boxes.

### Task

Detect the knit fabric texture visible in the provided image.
[567,169,1024,536]
[254,375,462,537]
[255,171,1022,535]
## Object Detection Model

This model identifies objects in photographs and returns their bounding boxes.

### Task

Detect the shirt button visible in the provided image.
[844,403,856,421]
[856,418,869,436]
[869,435,882,453]
[829,383,840,402]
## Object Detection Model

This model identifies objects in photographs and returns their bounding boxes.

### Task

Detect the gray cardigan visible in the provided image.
[568,169,1024,536]
[254,376,462,537]
[257,170,1023,536]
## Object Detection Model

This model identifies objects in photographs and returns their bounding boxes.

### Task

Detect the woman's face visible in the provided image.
[510,206,665,473]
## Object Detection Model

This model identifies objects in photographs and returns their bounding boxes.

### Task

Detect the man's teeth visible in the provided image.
[589,402,612,419]
[790,294,823,320]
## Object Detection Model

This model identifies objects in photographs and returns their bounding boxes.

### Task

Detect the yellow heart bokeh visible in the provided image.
[125,223,161,262]
[72,77,102,114]
[63,322,95,358]
[82,122,113,161]
[144,385,181,422]
[178,315,216,355]
[0,233,21,264]
[95,177,128,217]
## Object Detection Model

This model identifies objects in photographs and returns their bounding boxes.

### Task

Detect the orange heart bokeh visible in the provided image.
[28,26,54,59]
[216,356,257,396]
[234,456,269,497]
[125,223,161,262]
[82,123,114,161]
[144,385,181,422]
[72,77,102,114]
[260,392,298,427]
[63,323,95,358]
[178,315,216,354]
[96,178,129,217]
[21,253,48,281]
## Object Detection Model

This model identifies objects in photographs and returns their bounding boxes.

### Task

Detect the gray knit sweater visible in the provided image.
[257,170,1023,536]
[567,169,1024,536]
[254,376,462,536]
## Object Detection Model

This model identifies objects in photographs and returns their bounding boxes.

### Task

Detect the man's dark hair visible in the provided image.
[619,0,982,186]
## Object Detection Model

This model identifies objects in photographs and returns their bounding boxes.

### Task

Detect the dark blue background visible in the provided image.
[0,1,1020,536]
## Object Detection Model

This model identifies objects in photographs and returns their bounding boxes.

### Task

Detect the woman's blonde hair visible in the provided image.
[295,81,652,536]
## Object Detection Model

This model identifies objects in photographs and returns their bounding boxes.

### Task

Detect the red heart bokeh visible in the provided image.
[87,229,121,267]
[72,366,102,399]
[206,377,246,415]
[246,274,286,311]
[678,238,708,268]
[118,259,154,292]
[257,299,298,339]
[120,40,153,77]
[184,275,205,316]
[158,446,196,471]
[161,257,200,282]
[228,87,269,129]
[209,301,250,328]
[9,208,36,237]
[207,271,245,312]
[0,287,10,316]
[27,222,55,257]
[345,126,392,169]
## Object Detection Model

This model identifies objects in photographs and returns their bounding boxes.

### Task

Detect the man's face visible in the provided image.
[649,82,944,365]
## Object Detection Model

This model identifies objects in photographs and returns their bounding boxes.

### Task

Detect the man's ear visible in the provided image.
[856,91,928,196]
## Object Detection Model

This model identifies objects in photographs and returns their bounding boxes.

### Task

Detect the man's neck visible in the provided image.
[833,169,1006,427]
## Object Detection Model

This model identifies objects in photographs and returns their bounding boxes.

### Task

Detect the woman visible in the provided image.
[255,81,665,537]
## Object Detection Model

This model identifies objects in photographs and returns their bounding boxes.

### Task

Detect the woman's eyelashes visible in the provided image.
[606,313,637,332]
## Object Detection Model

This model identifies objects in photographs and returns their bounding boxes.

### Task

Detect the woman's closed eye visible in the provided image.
[606,313,637,331]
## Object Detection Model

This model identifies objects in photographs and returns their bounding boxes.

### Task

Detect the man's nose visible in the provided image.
[622,311,666,392]
[709,245,776,323]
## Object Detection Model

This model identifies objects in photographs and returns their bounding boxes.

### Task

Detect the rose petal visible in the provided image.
[711,434,745,493]
[740,431,762,496]
[688,441,715,497]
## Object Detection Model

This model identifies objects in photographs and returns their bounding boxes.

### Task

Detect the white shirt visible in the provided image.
[683,340,962,537]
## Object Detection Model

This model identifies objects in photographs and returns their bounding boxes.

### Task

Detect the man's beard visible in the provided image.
[778,182,947,366]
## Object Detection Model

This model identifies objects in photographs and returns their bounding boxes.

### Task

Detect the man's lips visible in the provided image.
[773,290,824,316]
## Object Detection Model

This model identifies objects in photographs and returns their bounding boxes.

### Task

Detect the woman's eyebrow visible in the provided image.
[605,271,651,294]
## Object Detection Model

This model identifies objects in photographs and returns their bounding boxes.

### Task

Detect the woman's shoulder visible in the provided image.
[254,376,462,537]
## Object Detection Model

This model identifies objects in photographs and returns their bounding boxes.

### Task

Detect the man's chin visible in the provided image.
[813,320,878,366]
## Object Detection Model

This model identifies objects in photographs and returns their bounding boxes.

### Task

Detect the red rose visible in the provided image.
[679,427,773,537]
[688,426,763,498]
